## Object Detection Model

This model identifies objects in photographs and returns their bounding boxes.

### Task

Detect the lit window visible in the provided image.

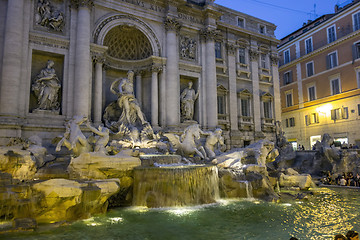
[305,113,319,125]
[239,48,246,64]
[327,25,336,43]
[331,107,348,120]
[305,38,313,54]
[306,62,314,77]
[215,42,222,59]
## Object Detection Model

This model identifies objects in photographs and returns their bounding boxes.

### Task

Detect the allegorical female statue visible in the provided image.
[180,81,199,121]
[32,60,61,111]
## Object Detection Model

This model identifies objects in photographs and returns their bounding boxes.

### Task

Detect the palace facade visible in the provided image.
[0,0,280,148]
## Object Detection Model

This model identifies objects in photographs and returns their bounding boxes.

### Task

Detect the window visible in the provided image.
[327,25,336,43]
[305,38,313,54]
[284,71,292,85]
[353,12,360,31]
[358,104,360,116]
[284,49,290,64]
[261,53,267,68]
[286,117,295,127]
[305,113,319,125]
[239,47,246,64]
[327,52,338,69]
[285,92,293,107]
[306,61,314,77]
[215,42,222,59]
[217,95,226,114]
[331,78,341,95]
[353,42,360,60]
[259,25,265,34]
[241,98,250,116]
[308,85,316,101]
[237,17,245,28]
[263,101,272,118]
[331,107,348,120]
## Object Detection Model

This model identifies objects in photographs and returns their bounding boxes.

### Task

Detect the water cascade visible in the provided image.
[132,165,220,208]
[237,180,253,199]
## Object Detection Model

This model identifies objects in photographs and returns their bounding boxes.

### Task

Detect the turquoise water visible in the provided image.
[3,187,360,240]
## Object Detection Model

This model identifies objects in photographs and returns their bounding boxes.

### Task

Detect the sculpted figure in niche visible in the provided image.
[180,81,199,121]
[110,71,147,126]
[32,60,61,111]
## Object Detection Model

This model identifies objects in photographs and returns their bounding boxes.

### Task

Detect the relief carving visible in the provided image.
[180,36,197,60]
[35,0,64,32]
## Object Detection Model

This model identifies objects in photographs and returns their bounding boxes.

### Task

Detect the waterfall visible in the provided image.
[238,180,253,199]
[132,165,220,208]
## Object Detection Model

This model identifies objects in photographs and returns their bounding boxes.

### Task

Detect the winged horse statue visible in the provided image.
[164,124,207,159]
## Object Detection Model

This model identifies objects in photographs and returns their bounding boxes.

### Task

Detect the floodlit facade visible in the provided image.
[0,0,280,148]
[278,0,360,149]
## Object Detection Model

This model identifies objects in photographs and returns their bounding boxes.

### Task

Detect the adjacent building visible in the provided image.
[0,0,280,148]
[278,0,360,149]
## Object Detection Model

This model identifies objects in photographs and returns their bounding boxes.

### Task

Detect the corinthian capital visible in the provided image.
[164,17,181,32]
[249,49,259,62]
[70,0,94,9]
[226,43,236,55]
[200,28,221,41]
[270,54,279,66]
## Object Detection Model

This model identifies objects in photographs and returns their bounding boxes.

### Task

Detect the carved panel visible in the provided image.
[180,35,197,61]
[34,0,65,32]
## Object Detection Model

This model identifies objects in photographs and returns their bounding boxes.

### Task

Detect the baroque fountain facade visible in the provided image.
[0,0,303,231]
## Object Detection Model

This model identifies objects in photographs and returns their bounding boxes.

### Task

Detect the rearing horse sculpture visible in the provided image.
[164,124,206,159]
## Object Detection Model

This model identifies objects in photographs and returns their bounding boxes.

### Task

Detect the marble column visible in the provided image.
[0,0,24,116]
[135,72,142,108]
[151,66,160,127]
[93,55,105,124]
[202,29,218,129]
[227,43,238,130]
[271,54,281,122]
[249,48,262,133]
[71,0,93,117]
[164,17,181,127]
[159,66,166,127]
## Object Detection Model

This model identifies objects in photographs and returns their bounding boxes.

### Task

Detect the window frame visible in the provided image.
[260,53,267,69]
[307,84,316,101]
[305,37,313,54]
[330,78,341,95]
[237,17,245,28]
[306,61,314,77]
[284,49,290,64]
[283,70,292,85]
[238,47,246,64]
[327,51,338,69]
[259,24,266,34]
[215,41,222,59]
[353,11,360,31]
[285,90,293,108]
[327,25,337,43]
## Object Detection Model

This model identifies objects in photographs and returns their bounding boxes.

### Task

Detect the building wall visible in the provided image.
[278,1,360,149]
[0,0,280,147]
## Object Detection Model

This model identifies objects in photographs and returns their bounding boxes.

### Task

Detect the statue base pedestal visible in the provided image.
[32,109,60,115]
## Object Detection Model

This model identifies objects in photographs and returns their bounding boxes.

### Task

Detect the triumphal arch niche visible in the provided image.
[94,14,165,130]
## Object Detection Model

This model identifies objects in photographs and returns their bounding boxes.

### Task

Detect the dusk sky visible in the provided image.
[215,0,345,39]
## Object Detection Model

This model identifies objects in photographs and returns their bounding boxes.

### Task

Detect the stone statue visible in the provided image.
[164,124,206,159]
[110,71,147,126]
[180,81,199,121]
[36,0,64,31]
[85,121,110,154]
[32,60,61,111]
[55,116,90,157]
[202,128,225,159]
